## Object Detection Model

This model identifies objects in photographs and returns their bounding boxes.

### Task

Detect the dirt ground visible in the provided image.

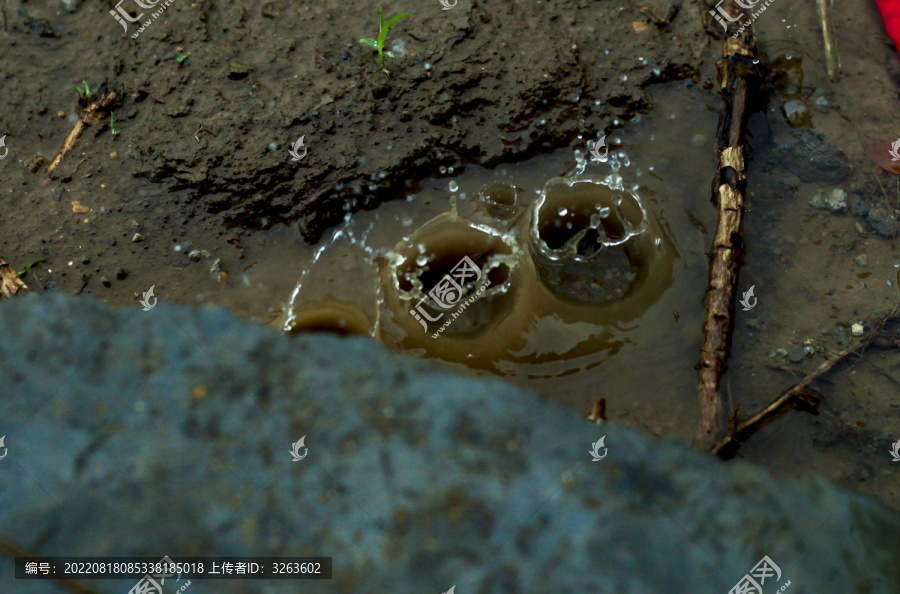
[1,0,900,513]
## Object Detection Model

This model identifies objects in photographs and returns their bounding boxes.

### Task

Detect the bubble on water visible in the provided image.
[597,206,611,218]
[439,166,447,174]
[752,58,759,64]
[558,208,568,216]
[416,255,428,266]
[448,167,455,174]
[417,244,427,254]
[402,216,414,227]
[459,192,467,200]
[406,194,415,202]
[449,181,458,193]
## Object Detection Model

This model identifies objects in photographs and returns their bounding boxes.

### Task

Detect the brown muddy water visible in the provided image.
[1,0,899,514]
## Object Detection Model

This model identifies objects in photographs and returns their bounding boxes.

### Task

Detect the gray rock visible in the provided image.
[1,295,899,593]
[868,206,899,237]
[769,131,851,184]
[809,188,847,213]
[786,347,807,364]
[855,254,868,267]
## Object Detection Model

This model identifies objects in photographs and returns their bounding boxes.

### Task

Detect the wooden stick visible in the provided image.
[697,32,762,446]
[48,91,117,175]
[0,257,29,298]
[713,305,900,458]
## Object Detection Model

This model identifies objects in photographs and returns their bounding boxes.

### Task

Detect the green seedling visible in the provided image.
[73,80,91,97]
[109,113,127,136]
[359,9,410,74]
[176,53,191,65]
[17,258,46,277]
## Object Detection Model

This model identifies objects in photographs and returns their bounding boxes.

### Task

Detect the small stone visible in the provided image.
[110,151,118,159]
[855,254,867,267]
[851,323,864,336]
[228,61,250,80]
[786,347,806,364]
[81,257,90,265]
[809,188,846,213]
[782,100,811,128]
[867,206,898,237]
[188,250,203,262]
[115,268,128,280]
[132,233,144,243]
[210,258,222,273]
[24,154,47,173]
[776,348,788,357]
[100,277,111,288]
[57,110,66,118]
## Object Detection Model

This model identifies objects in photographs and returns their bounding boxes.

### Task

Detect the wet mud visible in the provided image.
[1,0,899,514]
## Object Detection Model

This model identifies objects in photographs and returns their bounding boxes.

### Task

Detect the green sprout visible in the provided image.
[359,9,410,74]
[110,113,127,136]
[73,80,91,97]
[17,258,46,277]
[176,53,191,65]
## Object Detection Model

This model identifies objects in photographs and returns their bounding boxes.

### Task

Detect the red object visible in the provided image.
[874,0,900,56]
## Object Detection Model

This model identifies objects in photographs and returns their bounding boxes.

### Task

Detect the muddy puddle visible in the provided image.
[2,0,899,515]
[269,83,718,429]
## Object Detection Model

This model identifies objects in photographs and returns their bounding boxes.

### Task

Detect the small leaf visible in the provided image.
[384,13,411,31]
[379,13,410,55]
[384,51,395,59]
[359,38,378,49]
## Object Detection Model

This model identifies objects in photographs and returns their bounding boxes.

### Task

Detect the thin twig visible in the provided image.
[712,305,900,458]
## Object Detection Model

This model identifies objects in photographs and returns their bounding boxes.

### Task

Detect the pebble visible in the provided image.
[115,268,128,280]
[851,323,864,336]
[100,277,111,288]
[786,347,806,364]
[188,250,203,262]
[855,254,867,267]
[776,348,788,357]
[809,188,846,213]
[81,257,90,265]
[132,233,144,243]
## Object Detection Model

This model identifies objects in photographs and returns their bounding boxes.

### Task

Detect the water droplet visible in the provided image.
[439,166,447,174]
[448,181,459,192]
[620,74,628,81]
[424,63,432,70]
[558,208,568,216]
[268,142,277,151]
[448,167,455,174]
[416,255,428,266]
[402,216,413,227]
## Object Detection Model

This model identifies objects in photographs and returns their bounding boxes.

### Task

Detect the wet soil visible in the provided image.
[1,0,900,513]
